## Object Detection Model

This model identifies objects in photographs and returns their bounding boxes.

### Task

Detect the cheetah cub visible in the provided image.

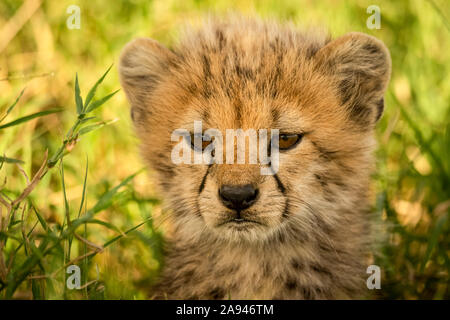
[119,17,391,299]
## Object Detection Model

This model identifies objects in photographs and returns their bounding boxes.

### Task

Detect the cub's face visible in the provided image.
[119,21,391,243]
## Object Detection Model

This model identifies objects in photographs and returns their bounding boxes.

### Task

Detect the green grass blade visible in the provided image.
[0,88,26,123]
[0,109,62,130]
[85,219,123,234]
[60,161,70,227]
[60,159,74,264]
[78,119,118,136]
[62,170,144,235]
[85,90,120,113]
[79,116,96,124]
[5,237,50,299]
[78,157,89,218]
[32,205,49,232]
[31,279,44,300]
[0,231,22,242]
[103,219,150,248]
[7,88,26,114]
[75,73,83,115]
[28,240,45,260]
[0,156,24,164]
[84,64,113,111]
[90,170,143,215]
[420,214,448,272]
[390,91,448,180]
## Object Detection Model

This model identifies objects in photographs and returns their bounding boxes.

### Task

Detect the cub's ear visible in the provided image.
[315,32,391,126]
[119,38,176,122]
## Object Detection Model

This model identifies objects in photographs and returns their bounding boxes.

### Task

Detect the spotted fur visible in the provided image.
[119,16,391,299]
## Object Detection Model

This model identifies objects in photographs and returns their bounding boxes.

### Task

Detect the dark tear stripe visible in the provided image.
[282,199,289,219]
[272,173,290,219]
[233,97,243,125]
[198,164,212,194]
[273,173,286,194]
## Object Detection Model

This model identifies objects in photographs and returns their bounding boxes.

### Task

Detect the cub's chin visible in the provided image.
[204,214,281,243]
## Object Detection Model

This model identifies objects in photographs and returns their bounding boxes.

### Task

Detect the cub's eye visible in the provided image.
[188,133,213,151]
[278,133,303,150]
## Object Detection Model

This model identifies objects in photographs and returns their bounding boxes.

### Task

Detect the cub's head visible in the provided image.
[119,19,391,243]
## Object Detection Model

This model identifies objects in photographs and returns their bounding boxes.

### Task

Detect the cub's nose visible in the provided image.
[219,184,258,211]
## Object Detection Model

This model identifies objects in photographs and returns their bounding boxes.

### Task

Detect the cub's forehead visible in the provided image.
[166,22,335,131]
[170,21,330,94]
[175,19,330,62]
[178,94,312,134]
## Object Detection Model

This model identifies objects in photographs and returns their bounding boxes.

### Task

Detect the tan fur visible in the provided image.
[119,16,391,299]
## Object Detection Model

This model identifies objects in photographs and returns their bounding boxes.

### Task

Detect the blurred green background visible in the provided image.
[0,0,448,299]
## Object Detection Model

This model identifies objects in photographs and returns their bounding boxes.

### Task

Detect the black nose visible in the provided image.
[219,184,258,211]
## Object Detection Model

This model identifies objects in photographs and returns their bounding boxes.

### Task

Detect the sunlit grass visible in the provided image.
[0,0,448,299]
